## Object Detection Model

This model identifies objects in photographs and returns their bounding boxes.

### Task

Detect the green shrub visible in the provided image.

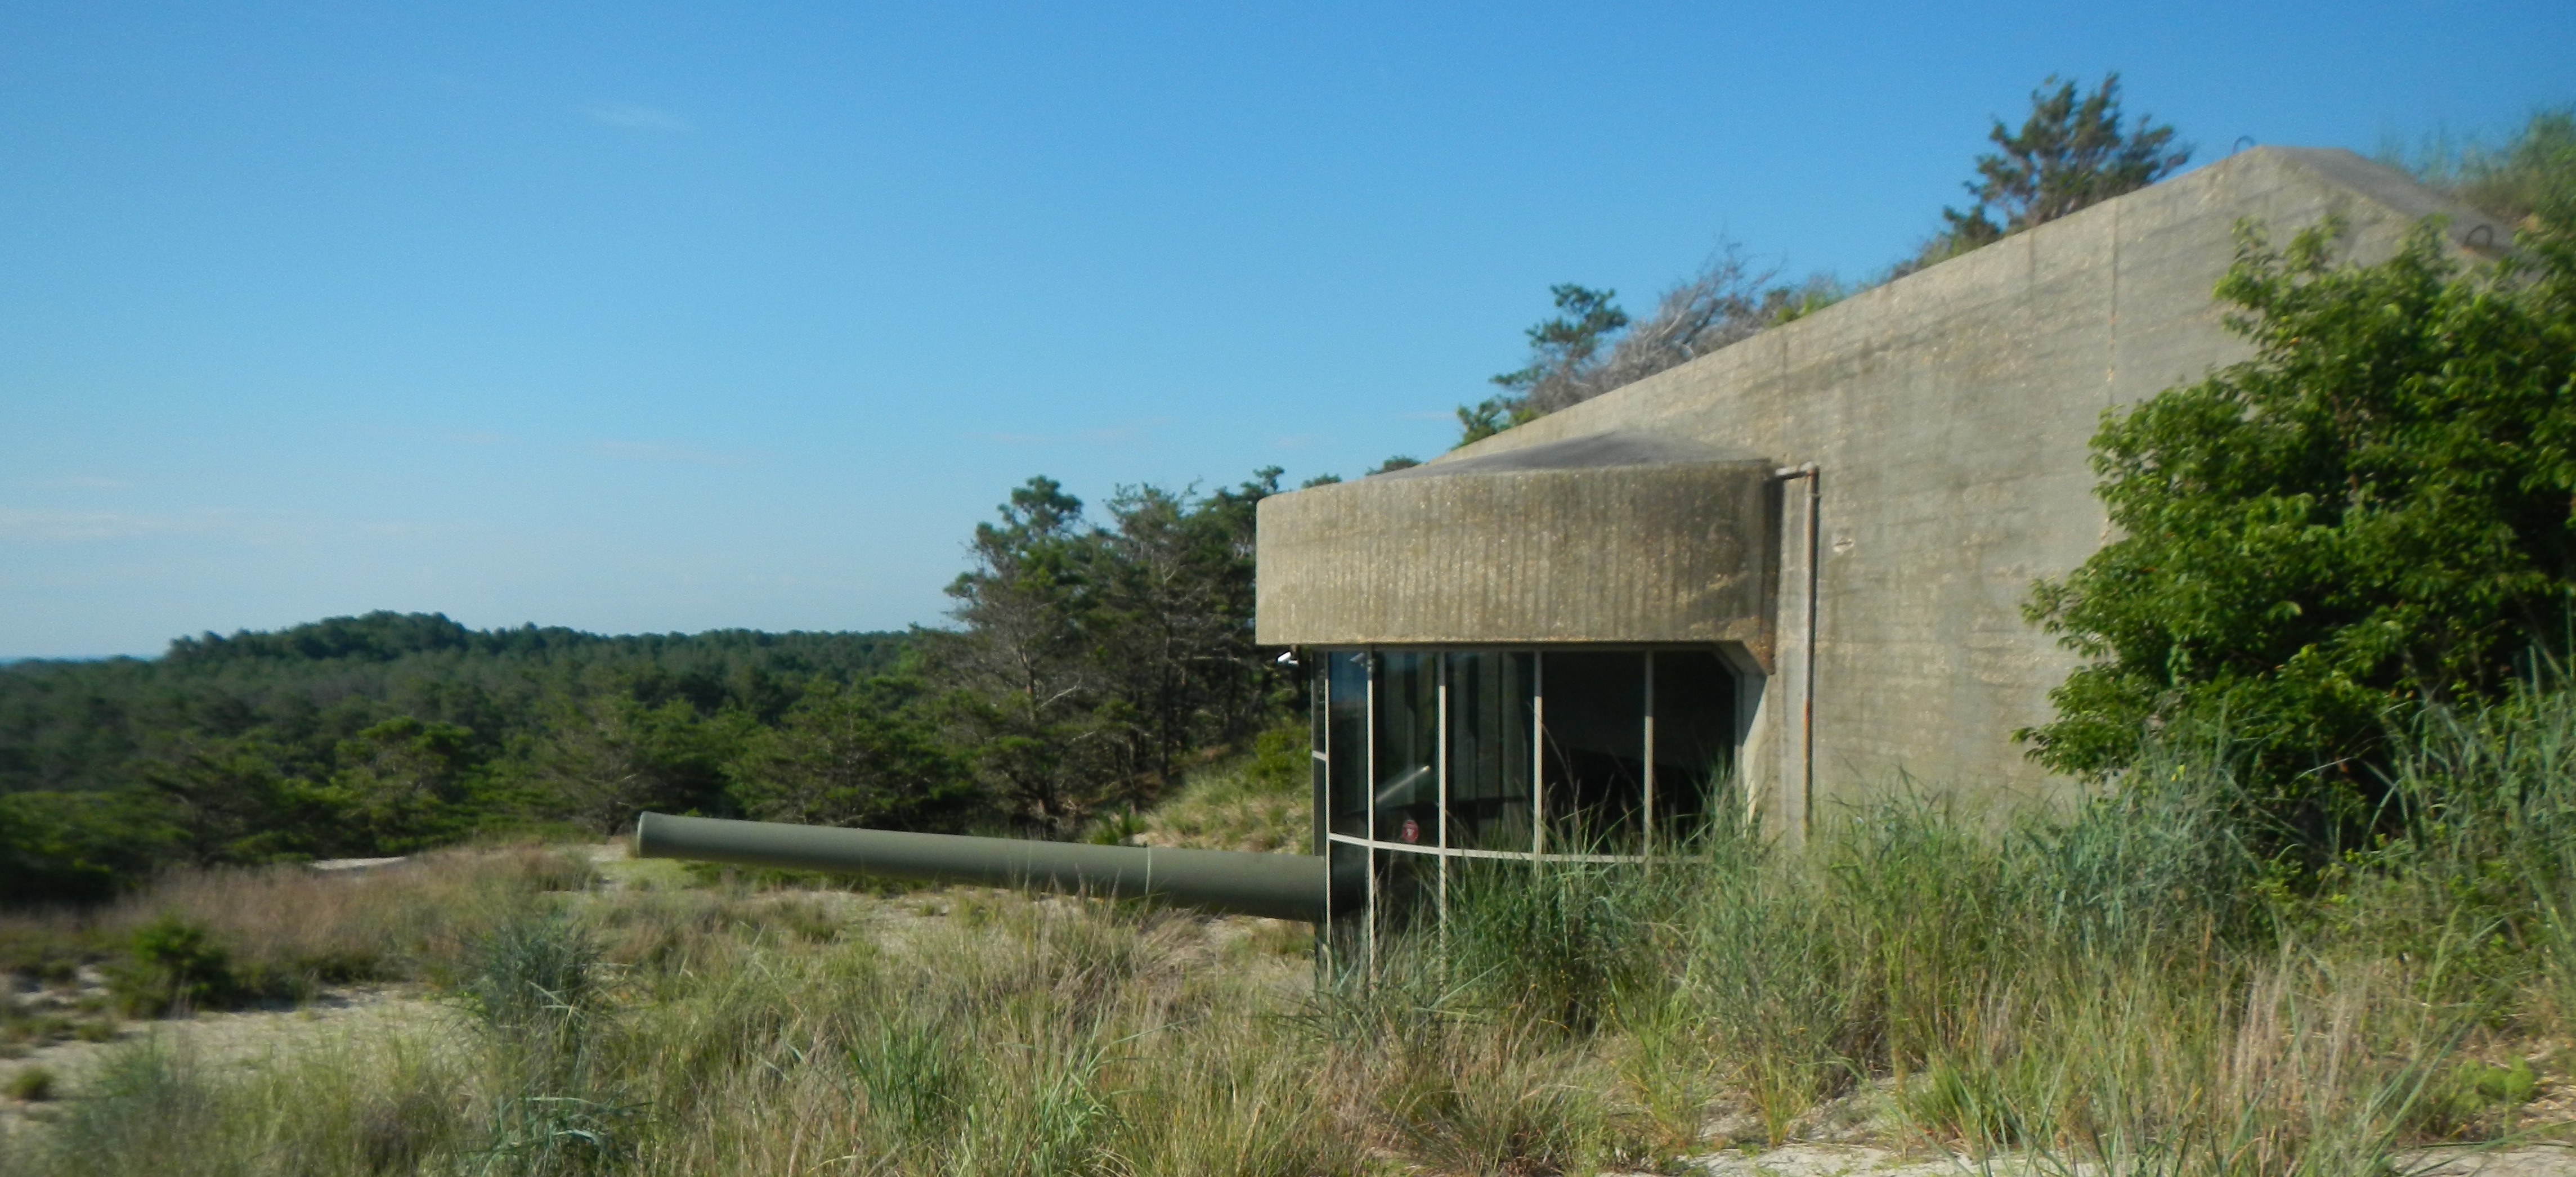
[2420,1057,2539,1137]
[110,915,239,1017]
[4,1066,53,1102]
[1242,721,1308,794]
[0,790,176,904]
[2409,107,2576,232]
[1139,720,1311,853]
[2024,212,2576,855]
[458,915,599,1039]
[1082,807,1149,846]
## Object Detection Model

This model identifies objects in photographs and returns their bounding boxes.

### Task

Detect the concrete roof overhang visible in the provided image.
[1253,430,1779,664]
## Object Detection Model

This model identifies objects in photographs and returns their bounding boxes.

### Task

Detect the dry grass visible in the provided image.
[1,843,594,1034]
[1137,726,1307,854]
[8,699,2576,1174]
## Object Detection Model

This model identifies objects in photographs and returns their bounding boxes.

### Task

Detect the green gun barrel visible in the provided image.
[632,812,1329,923]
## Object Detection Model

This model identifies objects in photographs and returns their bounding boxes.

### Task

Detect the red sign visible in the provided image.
[1399,817,1421,843]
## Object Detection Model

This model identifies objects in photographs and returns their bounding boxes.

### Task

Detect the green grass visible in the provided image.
[8,697,2576,1174]
[2,1066,52,1102]
[1135,721,1309,853]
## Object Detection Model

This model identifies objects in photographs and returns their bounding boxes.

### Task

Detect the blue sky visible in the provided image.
[2,1,2568,658]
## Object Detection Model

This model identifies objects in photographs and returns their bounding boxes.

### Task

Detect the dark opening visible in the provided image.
[1446,650,1535,851]
[1374,652,1439,847]
[1652,650,1738,842]
[1542,651,1647,849]
[1325,651,1369,838]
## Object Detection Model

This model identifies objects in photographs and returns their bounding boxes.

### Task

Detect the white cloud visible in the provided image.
[592,440,758,466]
[589,104,693,132]
[0,507,270,542]
[355,424,520,447]
[0,506,405,547]
[977,418,1168,447]
[15,475,129,490]
[0,509,162,541]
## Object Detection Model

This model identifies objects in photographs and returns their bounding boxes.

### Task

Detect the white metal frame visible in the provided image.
[1334,645,1748,967]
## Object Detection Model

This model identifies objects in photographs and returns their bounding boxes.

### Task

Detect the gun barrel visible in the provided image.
[632,812,1328,923]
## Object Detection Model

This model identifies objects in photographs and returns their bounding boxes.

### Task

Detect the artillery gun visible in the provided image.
[634,638,1747,949]
[632,811,1346,923]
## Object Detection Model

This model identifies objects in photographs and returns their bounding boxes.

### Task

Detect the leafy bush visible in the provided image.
[725,676,971,832]
[0,790,177,904]
[2024,212,2576,846]
[110,915,241,1016]
[2407,107,2576,233]
[2420,1056,2539,1137]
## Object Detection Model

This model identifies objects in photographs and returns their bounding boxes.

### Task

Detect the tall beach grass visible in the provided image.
[7,694,2576,1174]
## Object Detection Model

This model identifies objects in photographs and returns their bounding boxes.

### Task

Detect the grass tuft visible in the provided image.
[2,1066,52,1102]
[10,695,2576,1173]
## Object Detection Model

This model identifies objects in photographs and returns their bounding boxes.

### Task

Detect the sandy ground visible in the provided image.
[0,983,446,1129]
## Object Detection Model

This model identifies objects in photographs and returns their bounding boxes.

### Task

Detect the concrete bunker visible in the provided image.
[1257,430,1780,955]
[1250,147,2514,959]
[628,146,2516,971]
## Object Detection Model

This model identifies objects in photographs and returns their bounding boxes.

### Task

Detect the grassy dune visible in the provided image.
[8,694,2576,1175]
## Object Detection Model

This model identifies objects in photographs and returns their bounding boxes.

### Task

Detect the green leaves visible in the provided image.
[1987,74,2186,228]
[1938,73,2189,256]
[0,789,176,902]
[725,677,968,830]
[1490,283,1631,396]
[324,717,480,852]
[932,471,1288,832]
[2025,210,2576,840]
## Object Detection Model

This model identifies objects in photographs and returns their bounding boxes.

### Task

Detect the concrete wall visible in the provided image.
[1256,450,1778,653]
[1280,147,2509,821]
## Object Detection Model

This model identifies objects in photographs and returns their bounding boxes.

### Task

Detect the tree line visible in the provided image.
[0,470,1298,901]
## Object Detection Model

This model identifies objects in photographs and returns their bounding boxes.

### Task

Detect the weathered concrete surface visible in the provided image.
[1256,432,1777,655]
[1260,147,2512,820]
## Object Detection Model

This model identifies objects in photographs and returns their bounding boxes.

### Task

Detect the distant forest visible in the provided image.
[0,614,910,896]
[2,469,1293,901]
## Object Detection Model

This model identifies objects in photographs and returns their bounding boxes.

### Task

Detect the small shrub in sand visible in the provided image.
[109,915,244,1017]
[4,1066,52,1102]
